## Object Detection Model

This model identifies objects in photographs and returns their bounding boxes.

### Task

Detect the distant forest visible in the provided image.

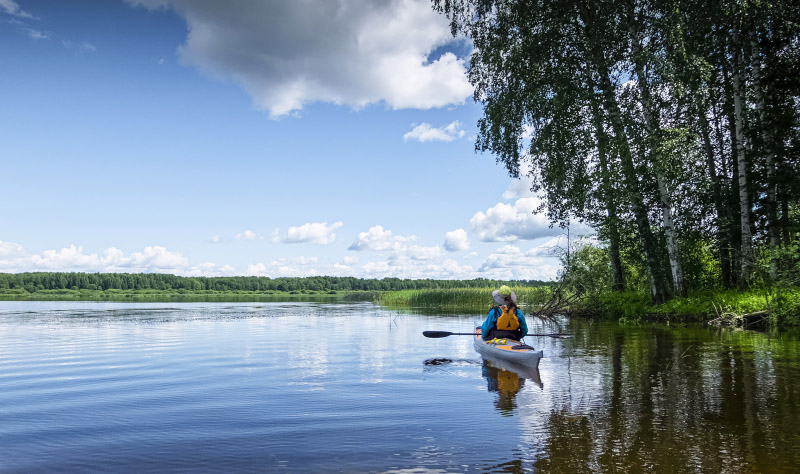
[0,273,547,293]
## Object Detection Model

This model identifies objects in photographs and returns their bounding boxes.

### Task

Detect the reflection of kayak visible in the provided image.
[482,355,543,389]
[473,327,543,368]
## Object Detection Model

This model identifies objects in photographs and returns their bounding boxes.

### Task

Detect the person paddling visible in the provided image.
[481,285,528,341]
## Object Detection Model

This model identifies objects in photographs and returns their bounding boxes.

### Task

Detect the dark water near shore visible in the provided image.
[1,302,799,473]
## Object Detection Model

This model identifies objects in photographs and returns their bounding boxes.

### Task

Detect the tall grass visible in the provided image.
[377,285,800,326]
[576,287,800,326]
[377,286,554,313]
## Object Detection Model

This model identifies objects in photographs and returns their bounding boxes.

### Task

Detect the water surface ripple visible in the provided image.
[1,301,799,473]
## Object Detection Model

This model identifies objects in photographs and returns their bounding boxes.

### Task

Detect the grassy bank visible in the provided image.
[571,286,800,326]
[4,285,798,327]
[376,285,800,327]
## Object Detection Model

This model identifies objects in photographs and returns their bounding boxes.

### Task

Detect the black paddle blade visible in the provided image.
[422,331,452,338]
[423,331,478,338]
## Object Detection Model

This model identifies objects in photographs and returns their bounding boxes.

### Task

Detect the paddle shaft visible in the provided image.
[423,330,570,338]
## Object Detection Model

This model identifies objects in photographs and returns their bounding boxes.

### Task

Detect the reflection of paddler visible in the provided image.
[482,359,524,414]
[496,368,521,392]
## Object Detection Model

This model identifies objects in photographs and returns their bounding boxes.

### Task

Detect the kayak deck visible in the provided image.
[473,327,543,367]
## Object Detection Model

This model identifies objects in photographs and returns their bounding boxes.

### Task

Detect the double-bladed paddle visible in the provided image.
[423,330,571,338]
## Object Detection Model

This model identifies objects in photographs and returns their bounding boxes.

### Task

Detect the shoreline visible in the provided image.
[2,286,797,327]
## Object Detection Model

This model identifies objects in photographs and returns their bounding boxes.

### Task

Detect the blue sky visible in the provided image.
[1,0,584,280]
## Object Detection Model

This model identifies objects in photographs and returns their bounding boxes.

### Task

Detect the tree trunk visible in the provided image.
[780,186,791,248]
[750,38,780,279]
[577,1,669,303]
[722,63,742,287]
[657,175,684,296]
[577,8,669,303]
[629,23,685,297]
[699,110,733,288]
[711,94,739,288]
[588,81,626,291]
[731,35,753,287]
[597,136,627,292]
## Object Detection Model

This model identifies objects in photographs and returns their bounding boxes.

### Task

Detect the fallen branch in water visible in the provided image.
[708,303,768,328]
[524,281,583,323]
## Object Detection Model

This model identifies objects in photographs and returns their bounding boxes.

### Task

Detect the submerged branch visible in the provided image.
[708,303,768,328]
[525,281,583,324]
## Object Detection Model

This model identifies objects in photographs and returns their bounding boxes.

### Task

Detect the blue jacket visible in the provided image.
[481,306,528,339]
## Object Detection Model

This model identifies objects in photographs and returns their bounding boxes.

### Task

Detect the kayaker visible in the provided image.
[481,285,528,341]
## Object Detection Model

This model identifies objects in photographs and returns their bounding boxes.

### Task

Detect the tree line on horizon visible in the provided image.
[435,0,799,303]
[0,272,548,293]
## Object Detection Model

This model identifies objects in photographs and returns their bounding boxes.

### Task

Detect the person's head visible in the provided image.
[492,285,517,307]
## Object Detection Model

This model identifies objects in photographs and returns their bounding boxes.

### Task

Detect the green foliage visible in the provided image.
[561,243,612,298]
[575,286,800,326]
[754,241,800,287]
[556,238,800,325]
[435,0,800,300]
[0,273,548,299]
[762,287,800,326]
[679,236,721,291]
[593,292,650,322]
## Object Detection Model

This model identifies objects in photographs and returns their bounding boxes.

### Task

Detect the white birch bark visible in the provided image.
[731,37,753,285]
[630,25,685,296]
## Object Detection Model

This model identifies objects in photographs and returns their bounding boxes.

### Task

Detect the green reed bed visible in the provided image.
[377,286,554,313]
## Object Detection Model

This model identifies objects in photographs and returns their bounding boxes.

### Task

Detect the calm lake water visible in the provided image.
[1,301,799,473]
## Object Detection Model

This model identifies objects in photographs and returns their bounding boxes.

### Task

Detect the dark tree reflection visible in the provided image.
[519,321,800,473]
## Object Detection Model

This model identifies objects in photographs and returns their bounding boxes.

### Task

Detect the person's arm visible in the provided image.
[516,308,528,335]
[481,308,497,338]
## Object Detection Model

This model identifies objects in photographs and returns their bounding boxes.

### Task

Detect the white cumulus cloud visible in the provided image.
[0,240,27,272]
[27,29,47,40]
[25,245,191,273]
[361,260,393,278]
[390,245,442,262]
[246,256,321,277]
[348,225,416,251]
[126,0,472,118]
[359,256,473,279]
[0,240,25,257]
[502,177,535,200]
[0,0,35,18]
[62,39,97,51]
[478,245,560,281]
[403,121,466,143]
[444,228,470,251]
[235,230,260,241]
[470,197,558,242]
[182,262,237,277]
[275,221,343,244]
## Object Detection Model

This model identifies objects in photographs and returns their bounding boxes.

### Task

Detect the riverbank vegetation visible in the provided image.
[376,280,800,326]
[0,272,546,302]
[433,0,799,321]
[2,270,797,325]
[560,238,800,326]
